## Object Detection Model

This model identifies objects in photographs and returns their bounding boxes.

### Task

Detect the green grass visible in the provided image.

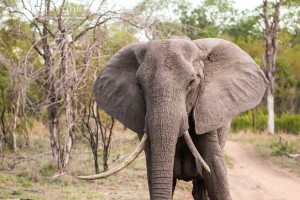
[0,173,14,183]
[40,163,56,176]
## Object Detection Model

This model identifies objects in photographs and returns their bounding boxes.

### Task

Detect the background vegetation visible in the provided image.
[0,0,299,199]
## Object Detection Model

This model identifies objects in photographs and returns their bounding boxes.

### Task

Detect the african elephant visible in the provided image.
[78,36,268,200]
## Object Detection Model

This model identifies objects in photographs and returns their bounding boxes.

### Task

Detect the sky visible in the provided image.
[232,0,263,10]
[115,0,264,11]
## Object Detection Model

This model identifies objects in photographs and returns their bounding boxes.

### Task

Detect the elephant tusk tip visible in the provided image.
[77,176,88,180]
[203,163,211,173]
[77,175,104,180]
[206,167,211,173]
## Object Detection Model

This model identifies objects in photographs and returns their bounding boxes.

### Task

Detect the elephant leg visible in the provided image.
[192,179,210,200]
[217,122,231,150]
[195,131,231,200]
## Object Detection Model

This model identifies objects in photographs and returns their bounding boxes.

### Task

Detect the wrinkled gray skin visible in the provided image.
[94,36,268,200]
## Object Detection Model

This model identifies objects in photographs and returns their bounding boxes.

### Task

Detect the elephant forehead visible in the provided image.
[136,40,200,84]
[146,39,200,61]
[169,39,200,60]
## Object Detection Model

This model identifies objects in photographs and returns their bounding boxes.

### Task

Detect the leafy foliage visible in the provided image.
[232,110,300,135]
[269,137,300,156]
[176,0,300,134]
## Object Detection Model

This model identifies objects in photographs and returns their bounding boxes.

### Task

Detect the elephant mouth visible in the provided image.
[77,131,210,180]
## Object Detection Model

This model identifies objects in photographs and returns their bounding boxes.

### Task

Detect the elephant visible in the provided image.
[78,36,268,200]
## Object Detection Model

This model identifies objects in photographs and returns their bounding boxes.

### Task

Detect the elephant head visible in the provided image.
[78,37,268,199]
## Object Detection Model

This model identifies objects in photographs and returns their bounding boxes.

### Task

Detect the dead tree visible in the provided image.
[81,96,115,173]
[17,0,119,171]
[100,114,115,171]
[0,86,8,151]
[263,0,283,134]
[0,39,29,152]
[81,98,100,174]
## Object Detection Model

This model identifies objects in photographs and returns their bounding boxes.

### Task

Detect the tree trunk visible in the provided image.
[12,91,20,151]
[48,114,61,169]
[0,87,7,152]
[101,117,114,172]
[267,84,275,134]
[263,0,283,134]
[92,101,99,173]
[22,117,30,147]
[60,30,74,168]
[251,108,256,132]
[43,0,62,171]
[93,149,99,174]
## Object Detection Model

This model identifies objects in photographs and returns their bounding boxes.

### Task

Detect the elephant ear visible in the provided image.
[193,38,268,134]
[93,43,146,134]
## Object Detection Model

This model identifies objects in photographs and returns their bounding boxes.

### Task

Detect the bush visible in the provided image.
[231,109,267,133]
[256,110,268,132]
[231,109,300,134]
[231,111,252,132]
[19,177,32,187]
[40,163,55,176]
[275,114,300,135]
[269,137,300,156]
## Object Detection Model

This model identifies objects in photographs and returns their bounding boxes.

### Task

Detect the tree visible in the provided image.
[77,23,137,173]
[178,0,237,39]
[16,0,120,171]
[0,4,38,151]
[80,97,114,173]
[263,0,283,134]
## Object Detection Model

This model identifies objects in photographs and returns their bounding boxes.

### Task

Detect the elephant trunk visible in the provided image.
[149,127,177,200]
[147,91,183,200]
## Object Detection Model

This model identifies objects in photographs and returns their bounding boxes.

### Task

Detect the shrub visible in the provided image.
[19,177,32,187]
[269,137,300,156]
[255,109,268,132]
[40,163,55,176]
[231,109,268,133]
[17,171,29,178]
[231,109,300,134]
[275,114,300,134]
[231,111,252,132]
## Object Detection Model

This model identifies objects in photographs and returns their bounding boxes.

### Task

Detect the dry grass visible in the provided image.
[0,122,193,200]
[228,132,300,176]
[4,122,298,199]
[223,153,234,169]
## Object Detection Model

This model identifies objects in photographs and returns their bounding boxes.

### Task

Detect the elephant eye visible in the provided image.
[187,79,196,89]
[136,80,143,90]
[137,83,142,90]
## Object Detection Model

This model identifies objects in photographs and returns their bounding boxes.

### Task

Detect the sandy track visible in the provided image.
[224,141,300,200]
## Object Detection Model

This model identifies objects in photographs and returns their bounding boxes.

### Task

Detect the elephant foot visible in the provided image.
[192,179,210,200]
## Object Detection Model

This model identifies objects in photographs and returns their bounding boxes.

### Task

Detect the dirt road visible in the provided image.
[224,141,300,200]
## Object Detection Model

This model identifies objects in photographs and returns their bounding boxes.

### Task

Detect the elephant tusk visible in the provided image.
[183,130,211,173]
[78,133,148,180]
